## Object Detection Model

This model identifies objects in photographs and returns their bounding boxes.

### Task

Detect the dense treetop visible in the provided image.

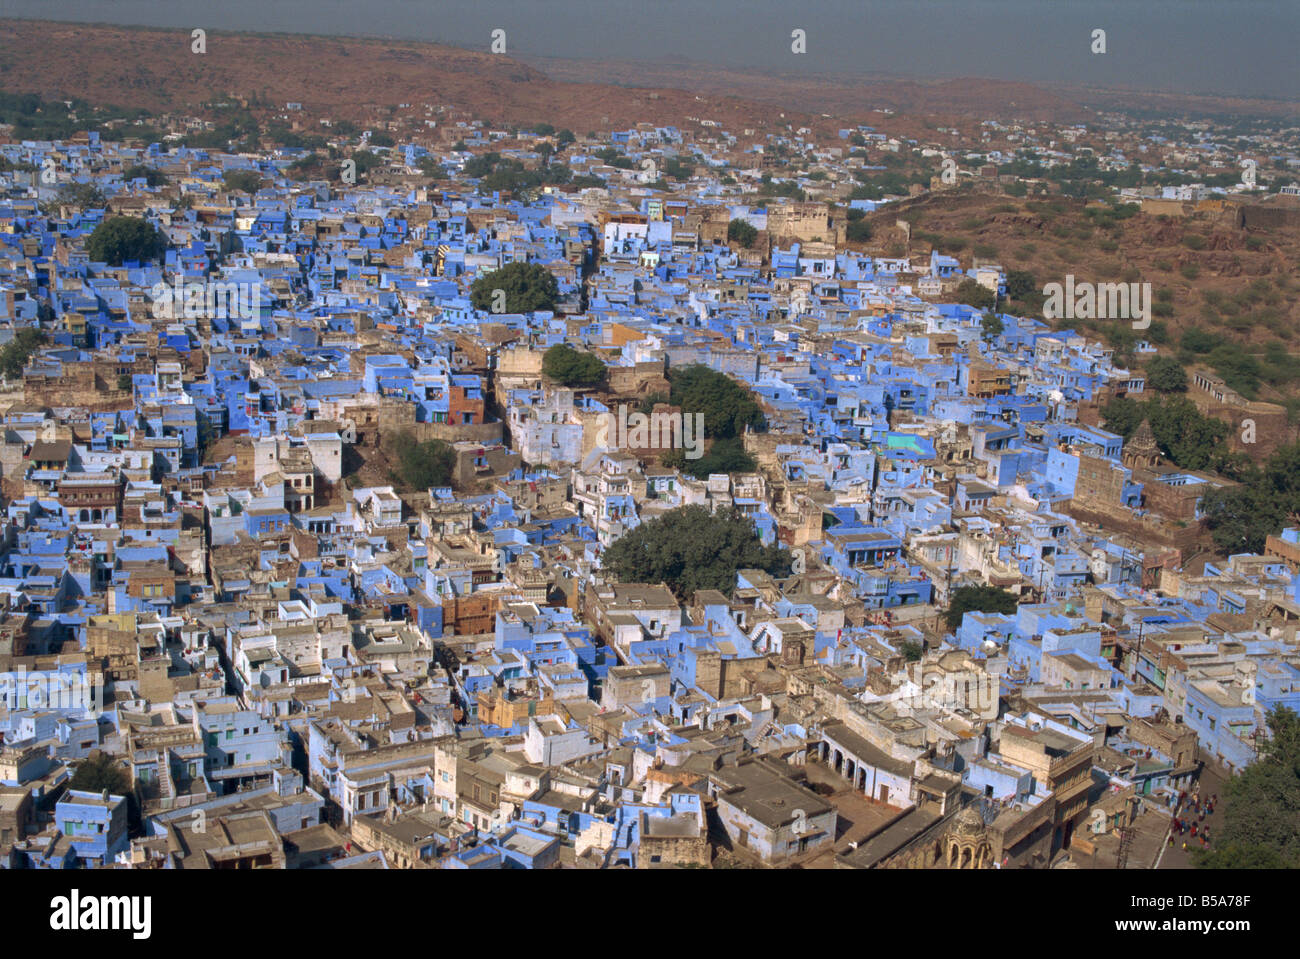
[602,505,792,600]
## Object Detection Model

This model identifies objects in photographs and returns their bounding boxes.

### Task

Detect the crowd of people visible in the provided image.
[1168,789,1219,852]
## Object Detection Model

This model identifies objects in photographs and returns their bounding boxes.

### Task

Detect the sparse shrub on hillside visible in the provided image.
[1208,346,1263,399]
[1261,310,1292,340]
[1181,327,1216,354]
[1180,263,1200,280]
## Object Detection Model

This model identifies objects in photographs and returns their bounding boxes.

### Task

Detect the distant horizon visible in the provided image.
[3,1,1296,102]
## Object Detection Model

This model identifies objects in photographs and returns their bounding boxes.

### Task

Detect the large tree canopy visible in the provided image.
[667,364,766,440]
[470,261,559,314]
[727,219,758,248]
[1197,706,1300,869]
[661,436,757,479]
[1202,440,1300,555]
[602,505,792,600]
[67,751,131,795]
[0,327,47,379]
[945,584,1019,631]
[1145,355,1188,393]
[542,343,605,387]
[86,215,167,266]
[1100,394,1229,472]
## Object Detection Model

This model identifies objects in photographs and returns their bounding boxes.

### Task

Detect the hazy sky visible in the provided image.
[2,0,1296,99]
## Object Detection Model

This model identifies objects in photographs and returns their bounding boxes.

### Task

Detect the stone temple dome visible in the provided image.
[953,807,986,836]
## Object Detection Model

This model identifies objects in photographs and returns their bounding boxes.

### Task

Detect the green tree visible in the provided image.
[196,411,216,463]
[661,436,757,479]
[602,505,792,600]
[55,182,107,210]
[846,219,873,244]
[727,219,758,248]
[121,164,166,187]
[1144,396,1228,470]
[86,216,167,266]
[1196,706,1300,869]
[980,312,1004,341]
[470,262,559,314]
[222,169,264,194]
[542,343,606,387]
[1006,270,1036,300]
[1101,394,1229,471]
[1200,439,1300,554]
[953,278,996,311]
[945,584,1019,631]
[350,150,384,179]
[667,365,766,440]
[1201,483,1289,555]
[67,751,131,796]
[1146,356,1188,392]
[1181,327,1217,354]
[1099,395,1143,440]
[67,751,141,836]
[388,432,456,491]
[0,327,48,379]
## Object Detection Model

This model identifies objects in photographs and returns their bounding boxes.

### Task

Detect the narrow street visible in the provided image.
[1157,767,1229,869]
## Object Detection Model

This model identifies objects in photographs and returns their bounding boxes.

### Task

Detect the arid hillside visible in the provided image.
[0,20,835,136]
[862,189,1300,408]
